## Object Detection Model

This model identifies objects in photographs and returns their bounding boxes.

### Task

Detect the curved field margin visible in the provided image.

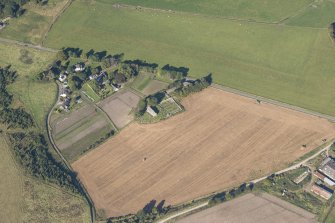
[72,88,335,217]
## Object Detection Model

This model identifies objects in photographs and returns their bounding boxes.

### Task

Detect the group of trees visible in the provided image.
[161,64,188,80]
[0,0,47,19]
[0,66,83,195]
[135,92,165,117]
[7,132,82,193]
[0,66,34,129]
[172,74,212,97]
[108,200,170,223]
[331,22,335,39]
[209,183,254,206]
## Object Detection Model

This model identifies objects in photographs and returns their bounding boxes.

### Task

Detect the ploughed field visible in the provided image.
[177,193,317,223]
[72,88,335,216]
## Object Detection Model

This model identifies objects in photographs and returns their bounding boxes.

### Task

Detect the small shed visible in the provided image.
[146,106,157,117]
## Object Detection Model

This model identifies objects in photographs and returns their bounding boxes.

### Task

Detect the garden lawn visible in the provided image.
[45,0,335,116]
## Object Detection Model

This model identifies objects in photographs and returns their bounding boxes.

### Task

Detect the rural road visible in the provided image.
[46,82,96,223]
[251,142,332,184]
[156,202,208,223]
[0,37,58,52]
[157,142,332,223]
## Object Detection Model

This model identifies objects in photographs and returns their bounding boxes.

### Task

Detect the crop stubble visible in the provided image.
[73,88,335,216]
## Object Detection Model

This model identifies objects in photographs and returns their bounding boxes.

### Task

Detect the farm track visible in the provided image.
[116,3,327,30]
[41,0,74,45]
[46,83,96,223]
[0,37,58,52]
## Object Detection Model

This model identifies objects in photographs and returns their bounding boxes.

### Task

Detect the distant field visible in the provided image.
[0,0,69,44]
[0,136,24,222]
[177,193,317,223]
[286,0,335,28]
[45,0,335,116]
[73,88,335,216]
[0,135,91,223]
[111,0,312,22]
[51,102,115,162]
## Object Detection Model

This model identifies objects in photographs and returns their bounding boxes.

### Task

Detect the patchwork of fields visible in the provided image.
[51,102,115,162]
[44,0,335,116]
[72,88,335,216]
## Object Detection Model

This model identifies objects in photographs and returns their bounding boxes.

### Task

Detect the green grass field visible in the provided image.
[131,73,152,91]
[111,0,312,22]
[82,83,101,102]
[0,43,57,127]
[286,0,335,28]
[0,135,24,222]
[0,0,69,44]
[0,135,91,223]
[45,0,335,116]
[326,207,335,223]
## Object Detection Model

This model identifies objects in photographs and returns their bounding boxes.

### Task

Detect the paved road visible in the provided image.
[0,37,58,52]
[156,202,208,223]
[211,84,335,122]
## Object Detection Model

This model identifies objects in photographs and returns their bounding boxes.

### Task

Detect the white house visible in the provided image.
[58,74,67,82]
[146,106,157,117]
[74,63,85,72]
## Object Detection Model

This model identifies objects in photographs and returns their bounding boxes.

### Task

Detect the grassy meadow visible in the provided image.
[111,0,312,22]
[0,0,69,44]
[0,43,56,127]
[0,135,91,223]
[0,43,91,222]
[45,0,335,116]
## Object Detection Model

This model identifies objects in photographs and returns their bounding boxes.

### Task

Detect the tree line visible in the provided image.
[331,22,335,40]
[0,0,47,19]
[0,66,85,194]
[0,66,34,129]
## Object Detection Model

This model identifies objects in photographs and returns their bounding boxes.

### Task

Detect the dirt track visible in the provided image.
[72,88,335,217]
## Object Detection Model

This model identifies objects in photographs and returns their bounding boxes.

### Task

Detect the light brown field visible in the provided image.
[98,90,140,129]
[72,87,335,217]
[177,193,317,223]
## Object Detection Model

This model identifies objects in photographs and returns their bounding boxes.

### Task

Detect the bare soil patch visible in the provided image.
[52,104,95,135]
[73,88,335,217]
[177,193,317,223]
[98,90,140,129]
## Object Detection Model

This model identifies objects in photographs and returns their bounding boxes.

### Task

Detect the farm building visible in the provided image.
[319,157,335,181]
[314,171,335,186]
[311,184,333,200]
[111,83,120,92]
[146,106,157,117]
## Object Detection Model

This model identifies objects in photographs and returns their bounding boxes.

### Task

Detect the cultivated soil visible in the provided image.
[177,193,317,223]
[98,90,140,129]
[72,88,335,216]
